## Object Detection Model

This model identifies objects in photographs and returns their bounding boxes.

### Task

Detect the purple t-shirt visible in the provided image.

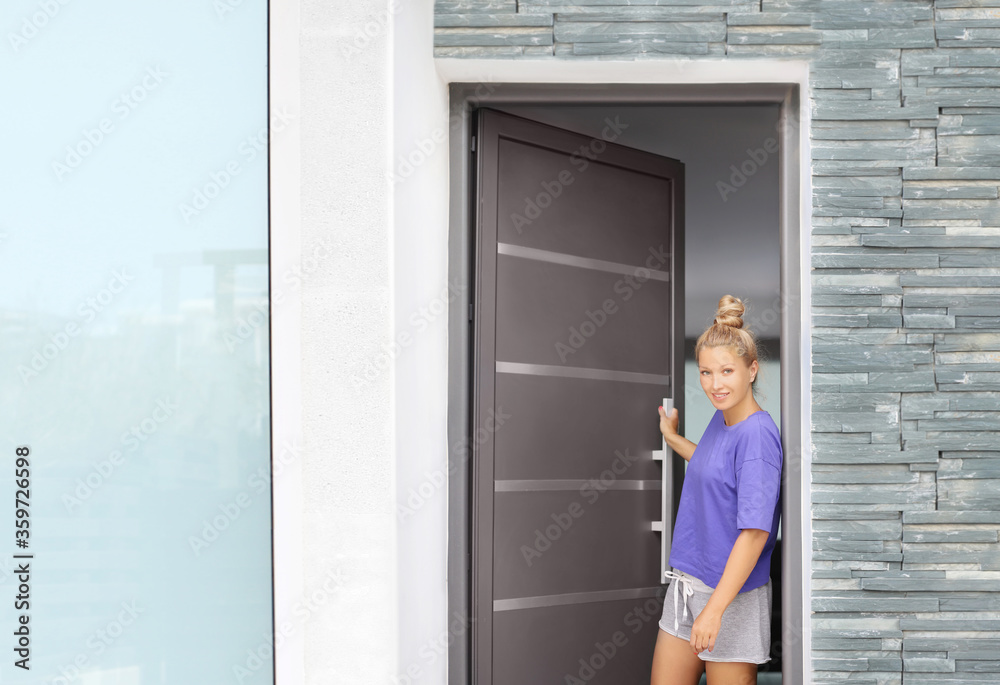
[668,408,782,593]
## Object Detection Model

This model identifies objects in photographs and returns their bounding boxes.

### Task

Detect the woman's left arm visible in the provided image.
[688,527,769,655]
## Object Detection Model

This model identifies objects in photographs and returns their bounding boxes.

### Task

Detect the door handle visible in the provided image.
[651,397,672,583]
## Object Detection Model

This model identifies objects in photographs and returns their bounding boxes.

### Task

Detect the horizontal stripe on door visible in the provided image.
[495,480,662,492]
[496,360,670,386]
[497,241,671,282]
[494,586,664,612]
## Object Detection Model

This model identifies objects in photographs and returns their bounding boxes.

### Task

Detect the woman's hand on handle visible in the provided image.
[657,406,697,461]
[658,405,679,438]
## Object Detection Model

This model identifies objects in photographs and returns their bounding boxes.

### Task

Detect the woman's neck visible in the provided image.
[722,398,762,427]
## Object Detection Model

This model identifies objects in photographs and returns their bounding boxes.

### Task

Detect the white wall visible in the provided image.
[292,0,401,682]
[391,3,453,685]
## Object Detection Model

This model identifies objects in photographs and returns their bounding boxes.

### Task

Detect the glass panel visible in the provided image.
[2,1,272,682]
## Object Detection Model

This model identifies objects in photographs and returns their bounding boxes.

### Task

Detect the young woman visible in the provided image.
[649,295,783,685]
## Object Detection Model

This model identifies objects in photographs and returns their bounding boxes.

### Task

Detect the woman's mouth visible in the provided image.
[711,392,729,401]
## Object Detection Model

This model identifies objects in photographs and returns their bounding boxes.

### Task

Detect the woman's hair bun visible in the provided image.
[713,294,746,329]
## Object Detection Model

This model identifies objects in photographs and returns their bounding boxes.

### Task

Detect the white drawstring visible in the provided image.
[662,569,695,634]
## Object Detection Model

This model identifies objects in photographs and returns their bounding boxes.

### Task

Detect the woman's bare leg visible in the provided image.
[704,660,757,685]
[650,629,705,685]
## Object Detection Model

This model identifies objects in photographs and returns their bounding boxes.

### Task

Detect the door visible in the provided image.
[470,108,685,684]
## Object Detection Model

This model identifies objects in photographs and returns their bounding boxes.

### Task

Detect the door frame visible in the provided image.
[445,73,811,685]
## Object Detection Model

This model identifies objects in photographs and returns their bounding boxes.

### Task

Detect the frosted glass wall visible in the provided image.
[2,1,273,682]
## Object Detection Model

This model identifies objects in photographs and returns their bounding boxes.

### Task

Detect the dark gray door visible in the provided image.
[470,108,685,684]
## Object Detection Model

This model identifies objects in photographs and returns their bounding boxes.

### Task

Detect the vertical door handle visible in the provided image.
[651,397,673,583]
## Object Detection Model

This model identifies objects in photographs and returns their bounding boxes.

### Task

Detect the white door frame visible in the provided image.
[437,60,813,685]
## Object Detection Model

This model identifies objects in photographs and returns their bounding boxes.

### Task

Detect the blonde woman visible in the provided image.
[650,295,782,685]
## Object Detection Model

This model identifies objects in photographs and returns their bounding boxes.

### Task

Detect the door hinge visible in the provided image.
[468,303,474,322]
[470,135,476,153]
[466,552,471,571]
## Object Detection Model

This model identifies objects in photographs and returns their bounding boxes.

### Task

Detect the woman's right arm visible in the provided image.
[658,406,697,461]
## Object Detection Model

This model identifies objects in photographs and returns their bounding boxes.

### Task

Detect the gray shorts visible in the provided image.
[658,567,772,664]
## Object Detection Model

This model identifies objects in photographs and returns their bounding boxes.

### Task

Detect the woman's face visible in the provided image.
[697,345,758,413]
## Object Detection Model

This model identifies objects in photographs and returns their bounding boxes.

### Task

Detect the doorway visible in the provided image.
[447,84,805,685]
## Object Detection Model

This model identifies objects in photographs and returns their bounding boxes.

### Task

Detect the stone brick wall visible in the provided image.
[435,2,1000,683]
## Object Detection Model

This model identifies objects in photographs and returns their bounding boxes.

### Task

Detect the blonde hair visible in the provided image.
[695,295,761,392]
